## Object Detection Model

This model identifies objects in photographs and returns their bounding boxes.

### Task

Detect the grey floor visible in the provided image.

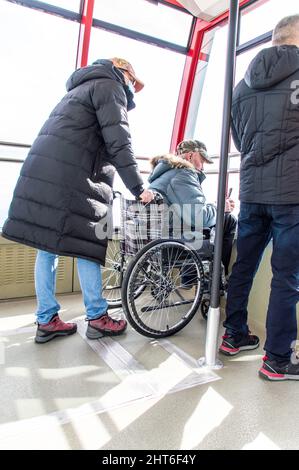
[0,293,298,450]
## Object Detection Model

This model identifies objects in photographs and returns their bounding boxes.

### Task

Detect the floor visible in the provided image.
[0,293,298,450]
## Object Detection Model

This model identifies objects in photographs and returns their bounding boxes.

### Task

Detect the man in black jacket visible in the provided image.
[2,57,153,343]
[219,15,299,381]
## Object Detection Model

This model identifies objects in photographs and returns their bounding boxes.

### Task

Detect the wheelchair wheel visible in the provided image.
[102,239,124,308]
[122,239,205,338]
[103,239,146,308]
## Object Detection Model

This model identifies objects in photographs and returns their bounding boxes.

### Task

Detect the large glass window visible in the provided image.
[240,0,299,45]
[93,0,192,46]
[0,1,79,144]
[182,23,230,208]
[89,27,186,160]
[32,1,81,11]
[184,22,228,156]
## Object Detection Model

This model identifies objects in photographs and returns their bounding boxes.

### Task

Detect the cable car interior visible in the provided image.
[0,0,299,450]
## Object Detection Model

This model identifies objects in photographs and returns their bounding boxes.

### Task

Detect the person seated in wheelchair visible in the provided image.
[147,139,237,285]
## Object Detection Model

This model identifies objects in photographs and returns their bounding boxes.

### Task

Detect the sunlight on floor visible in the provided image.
[242,432,280,450]
[180,386,233,449]
[229,354,263,362]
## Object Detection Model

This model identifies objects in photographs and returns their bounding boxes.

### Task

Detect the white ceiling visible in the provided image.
[178,0,230,21]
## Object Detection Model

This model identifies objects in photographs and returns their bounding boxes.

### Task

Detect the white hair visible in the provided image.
[272,14,299,46]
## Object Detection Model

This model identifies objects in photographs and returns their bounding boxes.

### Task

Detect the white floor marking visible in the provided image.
[0,319,219,445]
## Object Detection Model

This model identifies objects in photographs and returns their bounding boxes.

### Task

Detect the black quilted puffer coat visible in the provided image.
[2,61,144,265]
[232,45,299,204]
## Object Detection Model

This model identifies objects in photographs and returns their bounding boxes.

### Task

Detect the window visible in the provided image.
[89,27,186,159]
[239,0,299,45]
[184,22,228,156]
[0,1,79,144]
[33,1,81,11]
[202,174,219,206]
[0,1,80,229]
[185,20,270,209]
[93,0,192,46]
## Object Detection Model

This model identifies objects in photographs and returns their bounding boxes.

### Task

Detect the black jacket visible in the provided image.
[232,45,299,204]
[2,61,144,264]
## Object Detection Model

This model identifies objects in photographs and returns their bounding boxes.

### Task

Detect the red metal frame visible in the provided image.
[170,18,208,151]
[76,0,95,69]
[163,0,186,8]
[170,0,258,151]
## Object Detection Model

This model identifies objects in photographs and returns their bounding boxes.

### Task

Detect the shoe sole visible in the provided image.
[35,326,77,344]
[86,325,127,340]
[259,367,299,381]
[219,342,260,356]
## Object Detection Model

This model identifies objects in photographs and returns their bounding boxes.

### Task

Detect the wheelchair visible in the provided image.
[102,192,225,339]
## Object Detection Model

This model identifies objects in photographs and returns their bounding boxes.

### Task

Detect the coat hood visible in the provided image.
[66,59,125,92]
[148,154,205,184]
[244,45,299,90]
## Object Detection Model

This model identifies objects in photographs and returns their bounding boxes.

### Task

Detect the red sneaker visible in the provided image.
[259,355,299,381]
[35,314,77,343]
[86,314,127,339]
[219,332,259,356]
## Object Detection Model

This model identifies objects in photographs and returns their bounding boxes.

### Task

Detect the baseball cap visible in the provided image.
[176,139,213,164]
[110,57,144,93]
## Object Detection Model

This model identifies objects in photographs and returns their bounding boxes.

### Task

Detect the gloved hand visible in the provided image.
[139,189,155,203]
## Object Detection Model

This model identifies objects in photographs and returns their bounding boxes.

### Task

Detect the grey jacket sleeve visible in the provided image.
[166,170,217,229]
[92,81,143,194]
[231,118,242,152]
[231,100,242,152]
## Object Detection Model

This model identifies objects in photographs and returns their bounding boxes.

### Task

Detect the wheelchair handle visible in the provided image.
[113,190,122,199]
[136,191,164,205]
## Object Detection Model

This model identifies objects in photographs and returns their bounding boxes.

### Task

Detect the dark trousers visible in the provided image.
[224,202,299,361]
[181,212,237,284]
[222,212,238,275]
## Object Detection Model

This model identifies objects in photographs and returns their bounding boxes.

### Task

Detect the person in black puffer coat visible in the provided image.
[2,57,154,343]
[219,16,299,381]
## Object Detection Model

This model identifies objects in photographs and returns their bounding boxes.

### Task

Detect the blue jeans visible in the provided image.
[224,203,299,362]
[35,250,108,324]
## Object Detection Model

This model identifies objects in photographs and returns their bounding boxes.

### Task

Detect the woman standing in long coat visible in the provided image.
[2,57,153,343]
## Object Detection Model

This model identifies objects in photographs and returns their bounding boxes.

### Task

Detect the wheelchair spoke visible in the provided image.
[124,240,205,337]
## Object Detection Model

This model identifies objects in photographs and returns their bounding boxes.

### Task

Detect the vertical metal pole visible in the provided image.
[200,0,239,368]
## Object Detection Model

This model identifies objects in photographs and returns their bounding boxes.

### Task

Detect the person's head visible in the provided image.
[176,139,213,171]
[272,14,299,47]
[110,57,144,93]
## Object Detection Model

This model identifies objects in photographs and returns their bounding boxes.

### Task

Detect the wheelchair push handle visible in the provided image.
[113,190,122,199]
[136,191,164,205]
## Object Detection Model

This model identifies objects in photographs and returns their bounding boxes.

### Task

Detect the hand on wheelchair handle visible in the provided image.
[138,189,156,204]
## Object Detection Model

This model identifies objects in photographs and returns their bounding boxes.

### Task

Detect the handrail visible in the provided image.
[0,143,241,175]
[0,141,31,148]
[0,157,25,163]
